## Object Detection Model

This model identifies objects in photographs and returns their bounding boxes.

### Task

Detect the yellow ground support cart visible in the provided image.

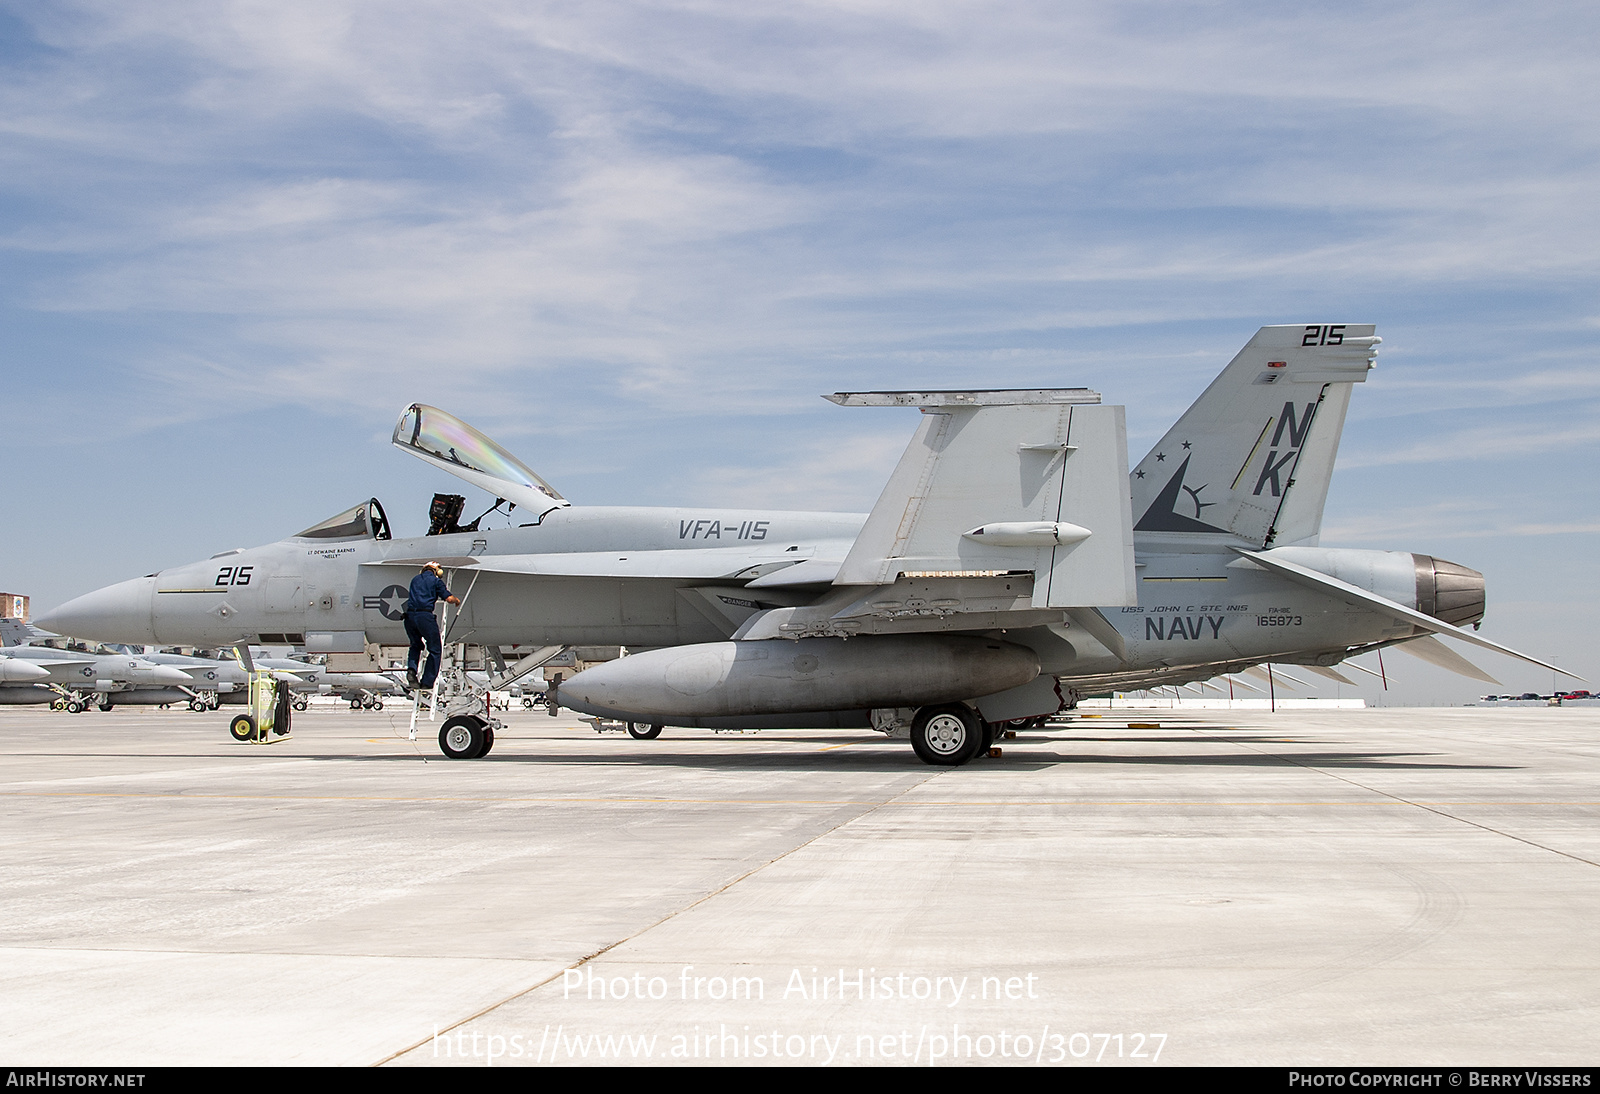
[228,671,293,743]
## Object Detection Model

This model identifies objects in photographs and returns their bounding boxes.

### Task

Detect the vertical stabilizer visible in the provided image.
[1130,324,1378,548]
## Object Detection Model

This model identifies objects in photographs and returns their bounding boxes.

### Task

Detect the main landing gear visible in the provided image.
[909,704,990,766]
[439,715,495,760]
[626,722,663,740]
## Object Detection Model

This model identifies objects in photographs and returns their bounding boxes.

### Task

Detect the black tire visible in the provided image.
[522,697,534,709]
[66,701,84,714]
[97,701,114,712]
[910,705,983,766]
[372,699,383,711]
[479,725,495,757]
[626,722,663,740]
[230,714,256,742]
[350,700,361,711]
[439,716,487,760]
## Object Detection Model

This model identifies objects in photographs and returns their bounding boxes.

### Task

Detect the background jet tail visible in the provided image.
[0,618,54,646]
[1130,324,1379,548]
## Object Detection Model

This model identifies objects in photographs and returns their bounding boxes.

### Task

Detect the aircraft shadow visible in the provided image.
[302,747,1514,774]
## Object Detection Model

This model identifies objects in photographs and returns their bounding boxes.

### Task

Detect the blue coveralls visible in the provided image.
[404,571,453,689]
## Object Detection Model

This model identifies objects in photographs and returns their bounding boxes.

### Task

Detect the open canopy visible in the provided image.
[392,404,568,520]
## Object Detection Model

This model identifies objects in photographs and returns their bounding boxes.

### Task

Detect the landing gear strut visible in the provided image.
[416,644,567,760]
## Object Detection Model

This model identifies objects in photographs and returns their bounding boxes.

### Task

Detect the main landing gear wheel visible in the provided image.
[230,714,256,742]
[626,722,663,740]
[440,715,489,760]
[910,705,984,767]
[66,700,85,714]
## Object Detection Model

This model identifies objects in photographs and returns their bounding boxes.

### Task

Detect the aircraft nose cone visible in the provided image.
[0,657,51,682]
[35,577,157,644]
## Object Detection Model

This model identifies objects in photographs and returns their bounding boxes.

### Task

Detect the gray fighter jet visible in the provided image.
[0,640,196,710]
[124,647,403,710]
[39,325,1572,763]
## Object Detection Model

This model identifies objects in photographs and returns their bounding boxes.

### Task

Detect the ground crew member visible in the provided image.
[404,561,460,691]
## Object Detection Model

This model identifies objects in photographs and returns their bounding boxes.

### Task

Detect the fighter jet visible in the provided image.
[39,325,1572,763]
[0,640,196,710]
[128,646,402,709]
[250,654,405,708]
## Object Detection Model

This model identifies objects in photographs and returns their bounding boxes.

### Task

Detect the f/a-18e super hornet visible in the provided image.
[39,325,1572,764]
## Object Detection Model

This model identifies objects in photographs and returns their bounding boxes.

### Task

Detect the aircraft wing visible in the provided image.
[830,390,1137,609]
[1232,548,1579,679]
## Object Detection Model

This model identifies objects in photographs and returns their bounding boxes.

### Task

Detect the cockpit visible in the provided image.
[294,498,393,540]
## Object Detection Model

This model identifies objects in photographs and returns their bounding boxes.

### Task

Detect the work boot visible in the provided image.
[406,671,419,690]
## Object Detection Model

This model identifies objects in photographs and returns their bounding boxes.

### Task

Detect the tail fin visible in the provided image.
[1130,324,1378,548]
[0,618,52,646]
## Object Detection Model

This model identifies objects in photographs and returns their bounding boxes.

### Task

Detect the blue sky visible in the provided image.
[3,1,1596,702]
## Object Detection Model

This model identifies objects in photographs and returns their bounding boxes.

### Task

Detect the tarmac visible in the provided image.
[2,700,1598,1067]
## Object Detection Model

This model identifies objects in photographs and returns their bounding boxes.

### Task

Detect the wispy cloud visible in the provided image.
[1339,418,1600,469]
[6,0,1600,659]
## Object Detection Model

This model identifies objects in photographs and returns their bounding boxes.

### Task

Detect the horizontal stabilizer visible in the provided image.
[1243,664,1310,689]
[1234,548,1580,679]
[833,395,1136,609]
[1303,664,1358,686]
[1393,634,1500,685]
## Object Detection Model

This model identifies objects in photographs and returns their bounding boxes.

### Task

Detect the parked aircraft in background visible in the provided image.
[39,325,1573,763]
[0,638,195,710]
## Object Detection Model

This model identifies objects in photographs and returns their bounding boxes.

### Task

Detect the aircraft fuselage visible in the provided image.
[42,502,1459,691]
